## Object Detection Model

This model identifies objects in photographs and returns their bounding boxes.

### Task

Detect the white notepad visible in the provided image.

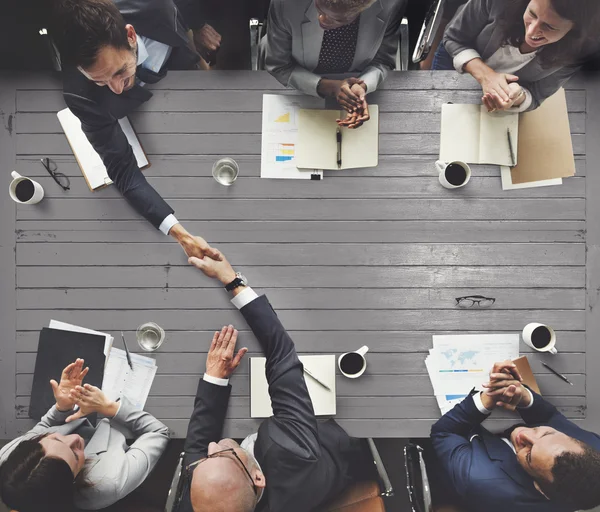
[295,106,379,170]
[250,355,336,417]
[439,104,519,166]
[102,349,157,410]
[57,108,149,191]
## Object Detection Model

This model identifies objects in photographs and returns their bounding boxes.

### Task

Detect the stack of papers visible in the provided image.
[48,320,156,410]
[426,334,520,415]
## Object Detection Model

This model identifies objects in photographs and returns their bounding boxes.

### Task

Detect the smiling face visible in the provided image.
[39,433,86,476]
[314,0,372,30]
[78,24,138,95]
[511,426,583,488]
[522,0,575,49]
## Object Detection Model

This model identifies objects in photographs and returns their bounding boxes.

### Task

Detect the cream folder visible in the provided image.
[439,104,519,166]
[295,106,379,170]
[250,355,337,418]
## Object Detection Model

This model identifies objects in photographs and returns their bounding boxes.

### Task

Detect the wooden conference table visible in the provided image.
[1,71,599,439]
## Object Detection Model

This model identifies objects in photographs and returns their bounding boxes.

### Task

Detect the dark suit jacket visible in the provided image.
[180,295,366,512]
[430,390,600,512]
[62,0,202,230]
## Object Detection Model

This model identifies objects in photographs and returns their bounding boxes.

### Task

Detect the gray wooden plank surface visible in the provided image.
[4,71,595,440]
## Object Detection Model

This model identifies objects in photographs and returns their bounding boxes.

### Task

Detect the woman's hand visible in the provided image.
[51,358,89,412]
[483,82,525,112]
[317,78,366,111]
[66,384,119,422]
[479,71,520,111]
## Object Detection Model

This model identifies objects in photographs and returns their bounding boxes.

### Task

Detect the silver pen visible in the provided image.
[121,331,134,371]
[303,367,332,391]
[507,128,516,167]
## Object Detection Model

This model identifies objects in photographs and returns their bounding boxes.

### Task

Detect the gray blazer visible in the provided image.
[265,0,407,97]
[0,398,169,510]
[442,0,582,110]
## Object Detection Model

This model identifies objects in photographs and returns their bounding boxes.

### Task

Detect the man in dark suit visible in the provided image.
[431,360,600,512]
[177,251,373,512]
[52,0,222,259]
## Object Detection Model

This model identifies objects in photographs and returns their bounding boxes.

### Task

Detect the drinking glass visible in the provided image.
[136,322,165,351]
[212,157,239,186]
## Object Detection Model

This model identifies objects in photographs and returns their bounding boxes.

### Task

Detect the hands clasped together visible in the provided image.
[480,71,525,112]
[481,360,531,411]
[318,77,371,129]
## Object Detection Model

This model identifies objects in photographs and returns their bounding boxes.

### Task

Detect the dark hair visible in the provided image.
[0,435,89,512]
[537,440,600,510]
[52,0,131,68]
[497,0,600,68]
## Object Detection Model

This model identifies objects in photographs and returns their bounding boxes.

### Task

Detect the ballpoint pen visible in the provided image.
[541,361,573,386]
[336,127,342,169]
[121,331,134,371]
[507,128,516,167]
[303,367,332,391]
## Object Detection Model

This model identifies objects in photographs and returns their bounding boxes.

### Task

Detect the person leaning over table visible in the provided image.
[175,251,376,512]
[431,0,600,112]
[430,360,600,512]
[264,0,408,129]
[51,0,222,261]
[0,359,169,512]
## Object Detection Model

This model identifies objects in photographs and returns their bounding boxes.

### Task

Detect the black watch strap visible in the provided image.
[225,276,244,292]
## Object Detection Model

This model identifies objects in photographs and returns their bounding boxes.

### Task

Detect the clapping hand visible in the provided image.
[482,360,525,411]
[51,359,89,412]
[66,384,119,422]
[205,325,248,379]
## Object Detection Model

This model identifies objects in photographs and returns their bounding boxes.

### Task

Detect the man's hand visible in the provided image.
[193,24,221,61]
[189,252,236,286]
[169,223,222,262]
[482,360,530,410]
[337,97,370,129]
[206,325,248,379]
[66,384,119,422]
[51,358,89,412]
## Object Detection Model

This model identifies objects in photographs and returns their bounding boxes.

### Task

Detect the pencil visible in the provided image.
[541,361,573,386]
[507,128,516,167]
[303,367,332,391]
[121,331,134,370]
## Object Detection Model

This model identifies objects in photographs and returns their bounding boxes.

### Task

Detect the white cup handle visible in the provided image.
[357,345,369,356]
[435,160,446,174]
[11,171,21,180]
[549,347,558,354]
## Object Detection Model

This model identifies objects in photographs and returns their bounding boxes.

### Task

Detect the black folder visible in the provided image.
[29,327,106,420]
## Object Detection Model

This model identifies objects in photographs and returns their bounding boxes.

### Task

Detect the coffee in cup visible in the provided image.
[435,160,471,189]
[338,345,369,378]
[522,323,557,354]
[9,171,44,204]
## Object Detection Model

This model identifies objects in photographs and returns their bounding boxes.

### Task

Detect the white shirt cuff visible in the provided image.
[230,287,259,310]
[517,387,534,409]
[159,214,179,235]
[473,392,493,415]
[203,373,229,386]
[453,49,482,73]
[508,87,533,113]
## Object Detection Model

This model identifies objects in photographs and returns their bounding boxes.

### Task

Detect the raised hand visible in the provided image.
[205,325,248,379]
[51,358,89,412]
[66,384,119,422]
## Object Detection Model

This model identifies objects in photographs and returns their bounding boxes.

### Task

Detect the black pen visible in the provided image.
[507,128,516,167]
[336,127,342,169]
[121,331,134,371]
[541,361,573,386]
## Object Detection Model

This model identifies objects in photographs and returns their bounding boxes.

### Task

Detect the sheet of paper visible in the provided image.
[296,109,340,170]
[102,348,157,410]
[479,110,519,166]
[250,355,336,417]
[510,88,575,184]
[429,334,520,395]
[501,166,562,190]
[57,108,148,190]
[261,94,325,180]
[439,103,481,163]
[48,319,113,357]
[340,105,379,170]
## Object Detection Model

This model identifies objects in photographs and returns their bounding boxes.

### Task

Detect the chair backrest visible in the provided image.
[412,0,445,64]
[404,443,433,512]
[164,452,185,512]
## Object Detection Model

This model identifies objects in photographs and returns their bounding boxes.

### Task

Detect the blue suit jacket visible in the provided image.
[430,391,600,512]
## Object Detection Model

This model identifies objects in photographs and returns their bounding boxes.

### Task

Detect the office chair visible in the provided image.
[165,438,394,512]
[412,0,445,64]
[396,17,410,71]
[404,443,433,512]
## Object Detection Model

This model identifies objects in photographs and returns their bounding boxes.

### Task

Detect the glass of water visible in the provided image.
[212,157,239,186]
[136,322,165,352]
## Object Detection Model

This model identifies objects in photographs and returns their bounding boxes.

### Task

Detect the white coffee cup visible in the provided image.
[522,323,557,354]
[435,160,471,189]
[9,171,44,204]
[338,345,369,378]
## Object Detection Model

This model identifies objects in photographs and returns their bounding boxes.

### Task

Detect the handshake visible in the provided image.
[481,360,532,411]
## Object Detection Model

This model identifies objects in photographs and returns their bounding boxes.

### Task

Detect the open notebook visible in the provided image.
[250,355,336,417]
[440,104,519,166]
[57,108,149,191]
[295,106,379,170]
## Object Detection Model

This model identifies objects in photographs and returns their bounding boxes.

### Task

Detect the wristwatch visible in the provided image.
[225,272,248,292]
